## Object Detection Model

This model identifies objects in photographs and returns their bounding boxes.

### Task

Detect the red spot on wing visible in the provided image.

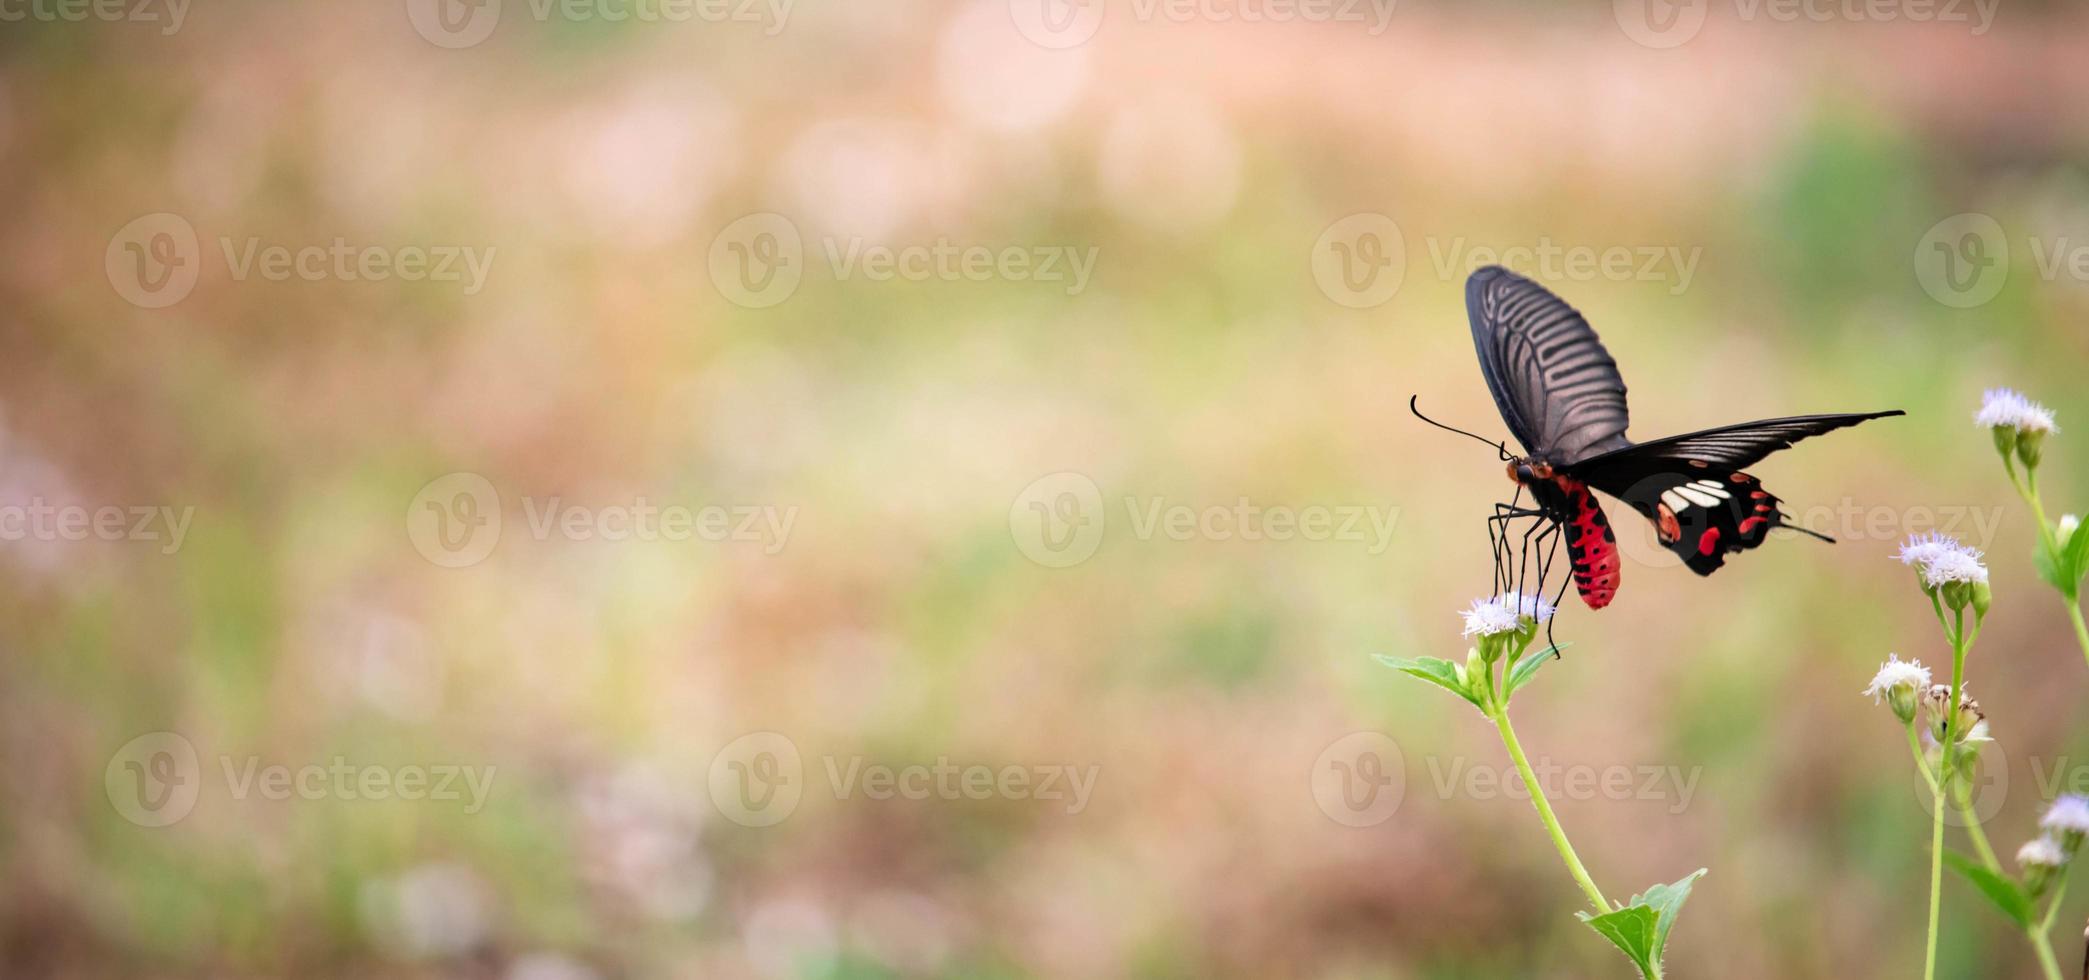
[1739,515,1768,535]
[1555,476,1619,609]
[1698,528,1722,556]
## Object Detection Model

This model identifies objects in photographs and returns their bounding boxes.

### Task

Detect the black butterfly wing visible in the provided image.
[1567,412,1904,575]
[1574,412,1905,471]
[1465,265,1632,462]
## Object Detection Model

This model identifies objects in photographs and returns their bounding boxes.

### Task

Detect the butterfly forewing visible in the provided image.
[1568,412,1905,471]
[1465,265,1632,463]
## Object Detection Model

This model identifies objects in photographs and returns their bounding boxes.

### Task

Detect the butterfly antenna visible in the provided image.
[1410,396,1512,461]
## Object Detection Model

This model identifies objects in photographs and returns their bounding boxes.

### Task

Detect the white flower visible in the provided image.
[1975,388,2059,434]
[1920,548,1990,588]
[2040,795,2089,836]
[1863,655,1931,703]
[1503,592,1556,624]
[1897,531,1980,569]
[1459,593,1552,637]
[2061,514,2081,541]
[2018,837,2067,869]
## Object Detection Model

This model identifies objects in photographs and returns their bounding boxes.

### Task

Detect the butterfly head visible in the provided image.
[1505,457,1556,487]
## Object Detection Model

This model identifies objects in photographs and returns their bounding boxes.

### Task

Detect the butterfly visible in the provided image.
[1448,265,1902,610]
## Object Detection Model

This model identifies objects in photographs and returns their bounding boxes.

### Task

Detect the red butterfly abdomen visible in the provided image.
[1555,476,1620,609]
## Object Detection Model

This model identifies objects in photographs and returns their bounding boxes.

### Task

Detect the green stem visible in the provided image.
[1906,719,1938,797]
[1485,657,1610,914]
[1924,609,1973,980]
[1490,707,1610,911]
[2013,468,2089,667]
[1953,781,2001,872]
[2067,601,2089,672]
[2030,926,2064,980]
[1925,777,1945,980]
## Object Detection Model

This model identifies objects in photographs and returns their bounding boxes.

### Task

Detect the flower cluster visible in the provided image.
[1896,531,1991,615]
[1460,593,1554,638]
[2017,795,2089,898]
[1863,655,1931,724]
[1978,388,2059,468]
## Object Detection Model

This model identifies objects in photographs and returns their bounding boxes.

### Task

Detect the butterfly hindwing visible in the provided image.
[1585,463,1792,576]
[1465,265,1632,463]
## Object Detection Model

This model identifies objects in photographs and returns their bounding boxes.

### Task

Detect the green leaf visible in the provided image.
[1504,643,1571,699]
[1577,904,1660,977]
[1576,869,1707,980]
[1374,655,1482,709]
[2035,533,2069,595]
[1944,851,2035,927]
[2062,518,2089,598]
[1640,868,1707,955]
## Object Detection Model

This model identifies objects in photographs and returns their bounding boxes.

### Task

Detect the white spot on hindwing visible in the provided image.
[1687,479,1731,499]
[1675,485,1722,508]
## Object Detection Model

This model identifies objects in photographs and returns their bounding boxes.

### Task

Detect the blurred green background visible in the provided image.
[4,1,2089,977]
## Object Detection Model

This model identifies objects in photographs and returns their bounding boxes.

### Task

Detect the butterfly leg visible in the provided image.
[1511,512,1549,601]
[1487,502,1545,597]
[1542,530,1571,655]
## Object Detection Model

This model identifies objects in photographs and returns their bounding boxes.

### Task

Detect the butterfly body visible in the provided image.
[1465,265,1902,608]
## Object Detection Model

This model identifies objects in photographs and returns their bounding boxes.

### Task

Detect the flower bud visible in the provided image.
[2018,427,2048,469]
[1992,424,2020,461]
[1924,685,1985,745]
[2040,796,2089,856]
[2018,836,2067,899]
[1863,655,1931,726]
[1460,648,1485,695]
